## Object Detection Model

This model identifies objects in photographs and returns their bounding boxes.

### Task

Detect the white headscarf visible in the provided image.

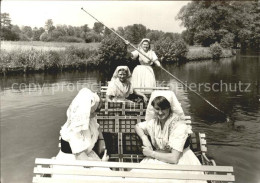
[138,38,151,50]
[145,90,184,121]
[61,88,100,136]
[111,66,131,81]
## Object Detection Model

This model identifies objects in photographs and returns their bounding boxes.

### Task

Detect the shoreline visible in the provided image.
[0,41,236,75]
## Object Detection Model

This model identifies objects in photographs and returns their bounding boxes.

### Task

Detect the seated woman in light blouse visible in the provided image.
[134,90,206,183]
[106,66,148,103]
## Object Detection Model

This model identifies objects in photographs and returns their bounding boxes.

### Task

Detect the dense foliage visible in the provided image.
[98,34,129,70]
[177,1,260,49]
[154,38,188,62]
[124,24,147,44]
[209,42,223,59]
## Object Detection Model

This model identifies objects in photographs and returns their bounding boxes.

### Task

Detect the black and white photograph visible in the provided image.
[1,0,259,183]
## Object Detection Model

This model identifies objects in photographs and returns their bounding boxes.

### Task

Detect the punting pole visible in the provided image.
[81,7,230,122]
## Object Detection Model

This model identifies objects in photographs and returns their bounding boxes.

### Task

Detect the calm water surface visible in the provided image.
[1,51,260,183]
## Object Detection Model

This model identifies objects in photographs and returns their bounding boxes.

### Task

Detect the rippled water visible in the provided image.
[1,50,260,183]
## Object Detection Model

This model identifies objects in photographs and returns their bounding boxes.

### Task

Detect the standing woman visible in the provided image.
[134,90,205,183]
[130,38,161,91]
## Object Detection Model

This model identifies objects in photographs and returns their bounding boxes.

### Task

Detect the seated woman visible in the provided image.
[53,88,125,180]
[134,90,205,183]
[56,88,108,162]
[106,66,148,103]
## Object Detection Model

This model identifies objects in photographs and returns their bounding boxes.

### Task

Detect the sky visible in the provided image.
[1,1,190,33]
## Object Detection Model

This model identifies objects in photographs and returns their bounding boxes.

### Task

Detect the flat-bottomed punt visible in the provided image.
[33,87,235,183]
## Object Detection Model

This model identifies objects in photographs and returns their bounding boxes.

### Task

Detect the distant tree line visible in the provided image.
[0,13,182,45]
[177,1,260,49]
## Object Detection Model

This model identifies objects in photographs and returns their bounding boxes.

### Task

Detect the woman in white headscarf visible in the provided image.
[56,88,108,161]
[106,66,148,103]
[53,88,126,180]
[133,90,206,183]
[130,38,161,92]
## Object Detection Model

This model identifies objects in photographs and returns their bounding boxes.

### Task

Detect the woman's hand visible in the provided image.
[125,40,130,45]
[155,60,161,67]
[142,146,154,157]
[142,95,148,104]
[102,149,109,161]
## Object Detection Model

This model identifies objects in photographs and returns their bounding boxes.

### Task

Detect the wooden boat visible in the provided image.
[32,87,235,183]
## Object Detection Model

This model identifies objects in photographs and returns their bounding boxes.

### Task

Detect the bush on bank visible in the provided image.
[98,34,129,70]
[209,42,223,59]
[154,37,188,63]
[187,44,234,61]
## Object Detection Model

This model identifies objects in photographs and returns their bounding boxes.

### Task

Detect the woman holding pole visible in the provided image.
[128,38,161,92]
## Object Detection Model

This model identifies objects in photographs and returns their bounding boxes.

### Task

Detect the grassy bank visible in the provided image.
[0,41,235,75]
[186,46,235,61]
[0,46,99,74]
[1,41,100,51]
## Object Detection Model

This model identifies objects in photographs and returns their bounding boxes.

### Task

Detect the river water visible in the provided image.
[1,50,259,183]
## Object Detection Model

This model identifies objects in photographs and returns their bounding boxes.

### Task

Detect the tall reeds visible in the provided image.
[0,46,98,75]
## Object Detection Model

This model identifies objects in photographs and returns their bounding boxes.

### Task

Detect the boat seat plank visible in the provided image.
[33,158,235,182]
[100,86,170,99]
[35,158,233,172]
[34,167,235,181]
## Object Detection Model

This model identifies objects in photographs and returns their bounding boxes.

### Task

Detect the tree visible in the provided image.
[21,26,33,39]
[67,25,75,36]
[51,30,63,40]
[81,24,90,33]
[220,32,235,48]
[98,34,128,69]
[162,33,182,41]
[177,1,258,48]
[93,22,104,35]
[56,25,67,36]
[146,30,164,43]
[40,32,51,41]
[32,27,45,41]
[181,30,194,45]
[117,27,125,37]
[0,13,19,40]
[104,27,112,37]
[45,19,55,33]
[194,29,216,46]
[1,13,11,28]
[124,24,147,44]
[74,27,82,38]
[85,31,102,43]
[11,25,21,35]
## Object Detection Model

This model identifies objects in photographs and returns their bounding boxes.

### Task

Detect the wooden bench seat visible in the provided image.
[100,86,170,99]
[100,86,170,94]
[33,158,235,183]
